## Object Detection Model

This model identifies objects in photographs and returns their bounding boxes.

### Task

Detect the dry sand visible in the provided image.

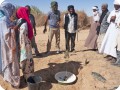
[0,27,120,90]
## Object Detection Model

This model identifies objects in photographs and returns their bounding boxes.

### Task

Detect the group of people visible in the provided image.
[0,0,120,89]
[85,0,120,67]
[0,0,37,88]
[43,1,78,54]
[0,0,78,88]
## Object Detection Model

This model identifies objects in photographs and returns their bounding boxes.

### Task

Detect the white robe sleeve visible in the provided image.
[115,13,120,28]
[107,10,115,23]
[94,13,100,22]
[63,15,65,25]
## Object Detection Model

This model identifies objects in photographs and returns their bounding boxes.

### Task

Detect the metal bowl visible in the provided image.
[55,71,76,84]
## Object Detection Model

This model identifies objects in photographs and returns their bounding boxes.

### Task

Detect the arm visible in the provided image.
[56,11,61,27]
[33,24,36,36]
[32,15,37,36]
[12,19,26,31]
[107,11,116,23]
[43,15,49,33]
[74,13,78,31]
[94,13,100,23]
[76,14,78,30]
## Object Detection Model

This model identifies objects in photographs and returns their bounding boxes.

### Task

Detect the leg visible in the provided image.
[111,50,120,67]
[55,29,60,51]
[71,33,76,51]
[31,36,39,55]
[65,31,70,51]
[97,34,105,52]
[116,50,120,64]
[47,28,54,52]
[20,59,34,79]
[0,42,2,73]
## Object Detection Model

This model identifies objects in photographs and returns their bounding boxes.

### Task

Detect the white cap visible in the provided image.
[0,0,5,5]
[114,0,120,5]
[92,6,99,11]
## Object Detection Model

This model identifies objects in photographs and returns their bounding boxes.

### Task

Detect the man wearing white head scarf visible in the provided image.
[84,6,100,50]
[114,0,120,5]
[92,6,100,22]
[0,0,5,5]
[112,0,120,66]
[99,0,120,63]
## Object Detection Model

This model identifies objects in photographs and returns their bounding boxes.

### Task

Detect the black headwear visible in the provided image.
[68,5,74,11]
[51,1,58,7]
[25,5,31,11]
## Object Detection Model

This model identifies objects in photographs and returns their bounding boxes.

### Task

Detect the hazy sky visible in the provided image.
[6,0,114,16]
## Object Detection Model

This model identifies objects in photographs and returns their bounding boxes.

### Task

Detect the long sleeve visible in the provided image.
[63,15,65,25]
[115,12,120,28]
[107,10,115,23]
[93,12,100,22]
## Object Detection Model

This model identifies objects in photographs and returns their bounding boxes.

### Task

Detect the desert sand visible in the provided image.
[0,27,120,90]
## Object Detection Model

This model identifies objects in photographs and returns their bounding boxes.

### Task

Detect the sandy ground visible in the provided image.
[0,27,120,90]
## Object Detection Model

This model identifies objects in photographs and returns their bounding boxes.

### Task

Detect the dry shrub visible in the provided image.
[30,6,46,27]
[77,10,90,29]
[30,6,90,29]
[60,10,90,29]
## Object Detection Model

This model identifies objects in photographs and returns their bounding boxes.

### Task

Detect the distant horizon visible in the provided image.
[6,0,114,16]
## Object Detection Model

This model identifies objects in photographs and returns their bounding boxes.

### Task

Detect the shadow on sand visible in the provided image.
[33,50,65,59]
[32,61,83,90]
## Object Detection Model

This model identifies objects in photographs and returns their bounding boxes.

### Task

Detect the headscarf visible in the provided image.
[92,6,99,11]
[114,0,120,5]
[102,3,108,8]
[68,5,75,11]
[16,7,33,40]
[25,5,31,13]
[92,6,100,22]
[51,1,58,8]
[0,10,5,18]
[0,0,5,5]
[0,2,15,27]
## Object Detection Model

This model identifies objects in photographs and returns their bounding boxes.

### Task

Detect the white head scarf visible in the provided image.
[92,6,99,11]
[92,6,100,22]
[0,0,5,5]
[114,0,120,5]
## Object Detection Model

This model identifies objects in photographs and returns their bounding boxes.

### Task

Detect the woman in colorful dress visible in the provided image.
[16,7,34,80]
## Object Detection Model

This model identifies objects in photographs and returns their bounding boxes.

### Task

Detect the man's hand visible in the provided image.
[34,31,36,36]
[43,28,47,34]
[56,22,60,27]
[9,26,18,31]
[110,16,116,22]
[97,22,100,26]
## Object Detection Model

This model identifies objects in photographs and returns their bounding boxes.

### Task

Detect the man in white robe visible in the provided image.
[99,0,120,62]
[112,1,120,66]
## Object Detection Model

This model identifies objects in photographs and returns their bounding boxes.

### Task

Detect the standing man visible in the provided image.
[64,5,78,52]
[43,1,61,54]
[25,5,40,56]
[97,3,110,52]
[99,0,120,61]
[112,0,120,66]
[84,6,100,50]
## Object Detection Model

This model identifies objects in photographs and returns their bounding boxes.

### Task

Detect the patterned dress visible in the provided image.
[18,19,34,79]
[0,16,20,87]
